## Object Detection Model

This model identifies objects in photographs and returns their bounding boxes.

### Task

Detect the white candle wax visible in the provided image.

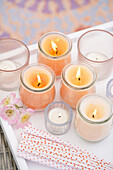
[0,60,16,70]
[86,52,108,61]
[49,107,68,124]
[75,94,112,141]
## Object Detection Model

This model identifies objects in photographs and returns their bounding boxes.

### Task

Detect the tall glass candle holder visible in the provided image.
[45,101,73,135]
[38,32,72,77]
[75,94,113,142]
[0,38,30,91]
[20,64,55,110]
[60,62,96,109]
[78,30,113,81]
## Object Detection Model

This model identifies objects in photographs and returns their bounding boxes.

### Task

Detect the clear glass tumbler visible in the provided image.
[0,38,30,90]
[45,101,73,135]
[78,30,113,81]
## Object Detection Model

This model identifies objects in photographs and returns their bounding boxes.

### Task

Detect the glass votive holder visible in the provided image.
[60,62,96,109]
[75,94,113,142]
[45,101,73,135]
[19,64,56,110]
[38,32,72,77]
[0,38,30,91]
[106,79,113,103]
[78,30,113,81]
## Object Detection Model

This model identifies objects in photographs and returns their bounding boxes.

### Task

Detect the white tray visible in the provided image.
[0,21,113,170]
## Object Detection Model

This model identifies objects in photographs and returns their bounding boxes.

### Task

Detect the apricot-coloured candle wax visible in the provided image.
[60,63,96,108]
[41,35,69,57]
[20,64,55,110]
[23,67,52,90]
[38,32,72,77]
[65,64,93,87]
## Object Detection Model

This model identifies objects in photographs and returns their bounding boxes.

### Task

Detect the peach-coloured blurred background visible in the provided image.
[0,0,113,45]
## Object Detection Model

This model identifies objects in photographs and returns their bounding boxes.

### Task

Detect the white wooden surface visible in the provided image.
[0,21,113,170]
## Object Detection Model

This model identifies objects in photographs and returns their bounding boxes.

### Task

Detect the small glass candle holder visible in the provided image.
[106,79,113,103]
[45,101,73,135]
[38,32,72,77]
[0,38,30,91]
[60,62,96,109]
[78,30,113,81]
[75,94,113,142]
[20,64,56,110]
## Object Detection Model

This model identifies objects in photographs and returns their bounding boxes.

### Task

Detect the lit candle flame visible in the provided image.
[92,109,97,118]
[76,67,81,81]
[37,74,41,87]
[51,41,58,54]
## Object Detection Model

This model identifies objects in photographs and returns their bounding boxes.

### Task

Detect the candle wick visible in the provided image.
[58,114,61,118]
[56,48,58,54]
[92,114,95,118]
[38,83,41,87]
[78,77,81,81]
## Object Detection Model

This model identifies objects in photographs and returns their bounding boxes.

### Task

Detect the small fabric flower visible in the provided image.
[17,109,34,129]
[0,105,19,125]
[0,93,20,107]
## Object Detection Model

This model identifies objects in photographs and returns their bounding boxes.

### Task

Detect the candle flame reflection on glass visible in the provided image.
[51,41,58,54]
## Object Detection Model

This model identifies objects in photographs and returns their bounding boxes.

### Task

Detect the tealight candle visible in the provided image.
[0,60,16,70]
[75,94,113,142]
[38,32,72,77]
[78,30,113,81]
[19,64,55,110]
[60,62,96,108]
[48,108,68,124]
[86,52,108,61]
[45,102,73,135]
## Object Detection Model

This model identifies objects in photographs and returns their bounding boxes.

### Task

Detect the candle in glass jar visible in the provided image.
[45,101,73,135]
[60,62,96,108]
[78,30,113,81]
[75,94,112,142]
[38,32,72,77]
[20,64,55,110]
